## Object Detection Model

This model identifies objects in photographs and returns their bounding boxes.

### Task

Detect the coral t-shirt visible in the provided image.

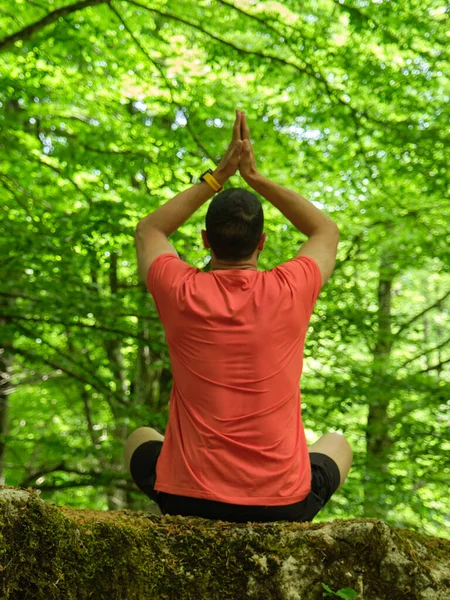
[147,253,322,505]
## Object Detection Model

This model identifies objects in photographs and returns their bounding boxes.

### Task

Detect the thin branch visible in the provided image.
[332,0,404,45]
[14,322,111,399]
[109,2,173,92]
[123,0,313,78]
[121,0,363,128]
[0,0,110,53]
[109,2,215,161]
[0,291,39,302]
[24,480,135,492]
[37,119,159,161]
[18,462,132,491]
[395,290,450,336]
[19,466,112,487]
[0,9,16,19]
[79,142,152,160]
[9,371,63,389]
[331,0,445,61]
[0,313,150,342]
[19,461,66,487]
[120,0,410,127]
[26,0,48,9]
[216,0,308,44]
[34,156,92,204]
[185,121,215,161]
[0,177,32,216]
[399,336,450,370]
[215,0,335,92]
[45,113,96,125]
[1,342,126,408]
[0,172,53,210]
[419,357,450,374]
[81,387,101,448]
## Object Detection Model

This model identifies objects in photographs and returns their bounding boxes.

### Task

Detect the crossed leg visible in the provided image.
[308,432,353,490]
[125,428,352,492]
[124,427,165,474]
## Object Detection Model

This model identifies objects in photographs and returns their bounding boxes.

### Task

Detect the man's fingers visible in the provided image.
[228,140,242,159]
[241,112,251,140]
[232,110,241,141]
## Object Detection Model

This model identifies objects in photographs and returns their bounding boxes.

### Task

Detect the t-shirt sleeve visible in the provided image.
[146,253,194,318]
[274,255,322,319]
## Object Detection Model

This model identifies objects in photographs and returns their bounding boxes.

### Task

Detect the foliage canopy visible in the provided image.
[0,0,448,536]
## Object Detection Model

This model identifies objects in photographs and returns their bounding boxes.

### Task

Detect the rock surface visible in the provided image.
[0,487,449,599]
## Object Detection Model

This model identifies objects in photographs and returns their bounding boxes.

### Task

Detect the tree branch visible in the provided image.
[14,322,110,400]
[0,291,39,302]
[399,336,450,370]
[26,480,135,492]
[120,0,413,128]
[215,0,331,73]
[419,356,450,374]
[18,463,121,488]
[34,156,92,205]
[0,0,110,53]
[331,0,443,61]
[395,290,450,336]
[109,2,215,161]
[216,0,307,44]
[125,0,312,73]
[81,387,101,448]
[1,342,126,408]
[0,172,53,210]
[109,2,173,93]
[10,371,63,389]
[26,0,48,10]
[77,141,153,160]
[0,313,151,342]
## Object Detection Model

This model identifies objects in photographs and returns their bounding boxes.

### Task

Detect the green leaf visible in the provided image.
[322,584,358,599]
[336,589,358,600]
[322,583,337,597]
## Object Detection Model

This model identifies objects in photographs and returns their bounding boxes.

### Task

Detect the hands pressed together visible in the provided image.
[216,109,258,183]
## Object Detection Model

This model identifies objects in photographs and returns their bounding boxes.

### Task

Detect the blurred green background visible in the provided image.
[0,0,448,538]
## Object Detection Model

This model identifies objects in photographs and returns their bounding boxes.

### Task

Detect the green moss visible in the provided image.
[1,490,449,600]
[1,492,276,599]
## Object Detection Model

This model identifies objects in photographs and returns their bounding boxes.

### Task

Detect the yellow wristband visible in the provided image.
[200,169,223,193]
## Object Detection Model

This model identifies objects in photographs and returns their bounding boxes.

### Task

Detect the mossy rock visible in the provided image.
[0,486,449,599]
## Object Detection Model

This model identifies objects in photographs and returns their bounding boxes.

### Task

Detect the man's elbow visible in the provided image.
[331,221,339,243]
[326,218,339,235]
[311,219,339,240]
[135,215,160,235]
[330,222,340,251]
[135,221,145,240]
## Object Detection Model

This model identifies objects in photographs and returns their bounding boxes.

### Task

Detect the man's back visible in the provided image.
[128,109,350,522]
[147,252,322,505]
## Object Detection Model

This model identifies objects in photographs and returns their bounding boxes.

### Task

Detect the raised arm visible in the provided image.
[135,111,244,281]
[239,111,339,286]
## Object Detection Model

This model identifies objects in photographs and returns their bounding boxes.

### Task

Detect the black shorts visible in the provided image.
[130,441,340,523]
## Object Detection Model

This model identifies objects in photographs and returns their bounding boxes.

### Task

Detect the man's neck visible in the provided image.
[211,259,257,271]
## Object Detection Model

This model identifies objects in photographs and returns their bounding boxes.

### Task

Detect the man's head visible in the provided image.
[202,188,265,264]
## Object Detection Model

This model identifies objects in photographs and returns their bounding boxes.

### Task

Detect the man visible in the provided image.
[126,110,352,522]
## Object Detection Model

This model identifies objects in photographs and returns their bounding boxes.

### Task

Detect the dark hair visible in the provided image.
[205,188,264,261]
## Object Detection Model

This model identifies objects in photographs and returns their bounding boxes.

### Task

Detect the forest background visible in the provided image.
[0,0,448,539]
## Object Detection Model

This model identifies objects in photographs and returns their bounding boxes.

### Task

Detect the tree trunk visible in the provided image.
[364,253,395,518]
[0,298,14,485]
[102,252,130,510]
[0,352,10,485]
[134,283,162,410]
